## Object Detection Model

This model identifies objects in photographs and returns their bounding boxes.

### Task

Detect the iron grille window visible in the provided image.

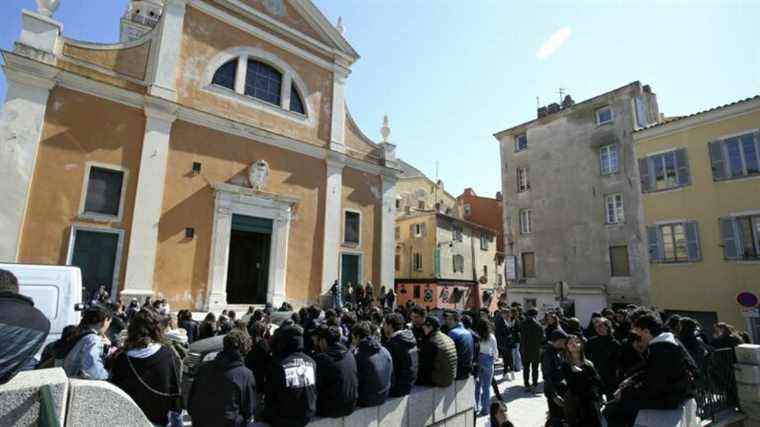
[245,60,282,105]
[84,167,124,217]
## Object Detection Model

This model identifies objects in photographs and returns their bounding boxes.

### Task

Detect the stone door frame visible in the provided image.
[207,183,296,311]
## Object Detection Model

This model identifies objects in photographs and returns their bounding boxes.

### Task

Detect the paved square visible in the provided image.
[475,363,549,427]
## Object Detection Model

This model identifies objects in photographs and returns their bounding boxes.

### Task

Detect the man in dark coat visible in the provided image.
[604,312,697,427]
[263,325,318,427]
[444,310,474,380]
[409,306,427,347]
[519,308,544,392]
[189,330,256,427]
[417,315,457,387]
[542,329,569,426]
[313,325,358,417]
[586,317,621,400]
[382,313,418,397]
[351,321,393,407]
[0,269,50,384]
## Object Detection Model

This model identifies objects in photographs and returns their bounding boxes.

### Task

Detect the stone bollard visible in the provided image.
[736,344,760,423]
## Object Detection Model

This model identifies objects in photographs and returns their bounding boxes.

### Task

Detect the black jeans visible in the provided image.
[545,395,565,426]
[523,359,539,387]
[602,398,639,427]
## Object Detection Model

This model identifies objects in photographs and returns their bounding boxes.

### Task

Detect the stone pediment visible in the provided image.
[213,0,359,62]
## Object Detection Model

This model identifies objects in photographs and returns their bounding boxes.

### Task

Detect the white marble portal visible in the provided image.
[207,183,296,312]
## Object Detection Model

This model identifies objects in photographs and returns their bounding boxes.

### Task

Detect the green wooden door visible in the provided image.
[341,254,361,288]
[70,229,119,301]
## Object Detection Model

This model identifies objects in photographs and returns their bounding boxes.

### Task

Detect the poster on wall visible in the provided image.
[504,256,517,281]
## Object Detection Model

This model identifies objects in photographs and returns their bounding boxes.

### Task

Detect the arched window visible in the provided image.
[212,59,237,90]
[290,84,305,115]
[244,60,282,106]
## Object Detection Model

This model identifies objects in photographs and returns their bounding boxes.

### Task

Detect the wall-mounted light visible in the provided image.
[185,228,195,239]
[191,162,202,175]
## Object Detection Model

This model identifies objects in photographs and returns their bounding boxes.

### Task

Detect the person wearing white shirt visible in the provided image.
[475,318,499,417]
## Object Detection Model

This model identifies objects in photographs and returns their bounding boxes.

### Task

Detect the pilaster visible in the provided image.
[0,65,56,261]
[147,0,187,102]
[121,101,177,300]
[380,174,397,289]
[321,155,345,295]
[329,69,348,153]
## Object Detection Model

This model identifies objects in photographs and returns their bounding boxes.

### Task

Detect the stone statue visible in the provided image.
[249,160,270,191]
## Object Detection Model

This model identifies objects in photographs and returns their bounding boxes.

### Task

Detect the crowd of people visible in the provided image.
[1,267,753,427]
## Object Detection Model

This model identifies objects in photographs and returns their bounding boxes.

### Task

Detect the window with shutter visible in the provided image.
[710,132,760,181]
[646,226,662,263]
[684,221,701,261]
[736,216,760,259]
[639,158,652,193]
[640,150,691,192]
[605,194,624,224]
[610,246,630,277]
[600,145,619,175]
[675,149,691,186]
[344,211,360,244]
[517,168,530,193]
[719,217,741,260]
[521,252,535,278]
[709,141,726,180]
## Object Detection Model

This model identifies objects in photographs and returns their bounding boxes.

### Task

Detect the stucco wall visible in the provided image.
[341,167,381,287]
[636,108,760,328]
[153,120,327,309]
[176,7,333,149]
[395,177,457,216]
[18,88,144,291]
[499,83,653,306]
[62,39,152,81]
[395,214,437,279]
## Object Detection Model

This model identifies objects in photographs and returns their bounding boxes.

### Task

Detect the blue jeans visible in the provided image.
[476,353,495,413]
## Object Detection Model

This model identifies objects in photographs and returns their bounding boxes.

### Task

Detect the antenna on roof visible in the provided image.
[558,88,567,104]
[536,96,540,110]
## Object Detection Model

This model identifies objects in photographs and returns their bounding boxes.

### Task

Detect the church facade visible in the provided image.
[0,0,398,311]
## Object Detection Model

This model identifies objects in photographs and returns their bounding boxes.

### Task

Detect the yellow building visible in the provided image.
[634,96,760,338]
[395,159,458,217]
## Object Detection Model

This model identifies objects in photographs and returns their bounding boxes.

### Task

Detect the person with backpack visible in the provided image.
[62,305,112,380]
[110,308,182,426]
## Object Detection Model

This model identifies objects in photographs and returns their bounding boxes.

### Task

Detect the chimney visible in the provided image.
[495,192,503,201]
[643,84,652,94]
[537,106,548,118]
[547,103,561,114]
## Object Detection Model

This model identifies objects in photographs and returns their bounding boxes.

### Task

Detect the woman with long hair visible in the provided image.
[561,335,604,427]
[585,317,620,401]
[198,312,217,340]
[110,308,182,426]
[487,401,514,427]
[712,322,743,350]
[474,317,498,417]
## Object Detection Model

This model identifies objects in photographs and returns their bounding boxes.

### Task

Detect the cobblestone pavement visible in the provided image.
[475,362,549,427]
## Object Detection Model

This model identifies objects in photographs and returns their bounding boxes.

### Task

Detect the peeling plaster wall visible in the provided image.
[500,84,655,306]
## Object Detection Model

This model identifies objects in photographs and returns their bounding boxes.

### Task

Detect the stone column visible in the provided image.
[207,195,232,312]
[380,174,397,290]
[268,209,292,308]
[0,10,61,262]
[321,156,345,297]
[147,0,187,101]
[121,103,177,300]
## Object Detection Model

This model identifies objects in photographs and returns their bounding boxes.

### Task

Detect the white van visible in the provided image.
[0,263,84,347]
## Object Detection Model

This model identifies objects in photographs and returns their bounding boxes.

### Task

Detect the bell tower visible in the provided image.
[120,0,164,42]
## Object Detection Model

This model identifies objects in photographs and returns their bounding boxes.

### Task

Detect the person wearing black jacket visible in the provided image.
[313,325,358,417]
[0,269,51,384]
[263,324,317,427]
[178,310,199,344]
[245,321,272,396]
[585,317,621,400]
[352,321,393,408]
[382,313,418,397]
[520,309,544,392]
[111,309,182,426]
[189,329,256,427]
[542,329,569,427]
[603,312,697,427]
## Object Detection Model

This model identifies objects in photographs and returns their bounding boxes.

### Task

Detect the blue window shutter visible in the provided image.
[646,226,661,263]
[684,221,701,262]
[434,248,441,276]
[719,217,741,259]
[639,158,651,193]
[675,148,691,186]
[709,142,726,181]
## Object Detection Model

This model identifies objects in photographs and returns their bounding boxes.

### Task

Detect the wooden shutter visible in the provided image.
[638,158,652,193]
[719,217,741,259]
[646,226,662,263]
[421,223,427,236]
[709,142,726,181]
[684,221,701,262]
[675,148,691,186]
[409,224,415,237]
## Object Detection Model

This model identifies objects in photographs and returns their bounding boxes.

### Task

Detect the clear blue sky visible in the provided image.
[2,0,759,197]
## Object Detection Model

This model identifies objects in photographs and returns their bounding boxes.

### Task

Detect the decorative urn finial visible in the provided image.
[380,114,390,143]
[336,16,345,35]
[36,0,61,17]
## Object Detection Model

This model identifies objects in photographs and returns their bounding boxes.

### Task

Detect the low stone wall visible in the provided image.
[737,345,760,426]
[254,378,476,427]
[0,368,152,427]
[1,369,475,427]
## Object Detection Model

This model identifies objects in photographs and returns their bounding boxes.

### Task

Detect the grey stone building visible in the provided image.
[493,82,659,322]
